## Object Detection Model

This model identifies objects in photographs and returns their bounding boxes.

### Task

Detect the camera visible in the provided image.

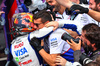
[61,32,80,43]
[24,0,54,12]
[79,53,93,65]
[24,0,56,20]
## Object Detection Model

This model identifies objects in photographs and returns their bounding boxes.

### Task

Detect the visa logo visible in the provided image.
[51,38,57,41]
[14,47,28,56]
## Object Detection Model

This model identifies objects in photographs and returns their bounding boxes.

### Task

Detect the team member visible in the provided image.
[55,0,100,22]
[30,10,74,66]
[46,0,99,36]
[7,12,55,66]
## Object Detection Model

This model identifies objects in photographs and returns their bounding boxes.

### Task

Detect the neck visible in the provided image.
[58,5,66,15]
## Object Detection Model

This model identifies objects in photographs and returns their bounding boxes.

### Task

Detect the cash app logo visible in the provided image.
[15,57,19,62]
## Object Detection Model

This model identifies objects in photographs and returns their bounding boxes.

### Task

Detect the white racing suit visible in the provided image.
[44,28,74,63]
[57,13,100,35]
[9,22,78,66]
[10,27,54,66]
[55,4,99,34]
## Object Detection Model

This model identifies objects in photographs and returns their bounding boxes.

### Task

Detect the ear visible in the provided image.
[97,3,100,8]
[91,43,95,47]
[91,43,97,51]
[45,21,49,24]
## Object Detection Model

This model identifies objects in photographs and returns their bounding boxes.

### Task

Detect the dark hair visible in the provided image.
[94,0,100,5]
[33,10,52,23]
[82,23,100,49]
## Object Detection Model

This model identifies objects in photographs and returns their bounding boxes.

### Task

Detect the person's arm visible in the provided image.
[70,4,100,22]
[67,39,82,62]
[88,9,100,22]
[30,26,54,40]
[30,37,60,65]
[67,39,81,51]
[73,50,82,62]
[55,56,82,66]
[0,11,5,15]
[63,28,79,38]
[39,49,60,65]
[55,0,73,9]
[55,56,67,65]
[45,20,81,34]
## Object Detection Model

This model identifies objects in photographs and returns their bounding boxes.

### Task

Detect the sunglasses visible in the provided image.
[34,23,43,27]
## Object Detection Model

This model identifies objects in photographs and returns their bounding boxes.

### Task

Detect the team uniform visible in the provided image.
[10,27,54,66]
[55,11,71,21]
[44,28,74,62]
[57,13,100,34]
[55,4,100,34]
[11,35,43,66]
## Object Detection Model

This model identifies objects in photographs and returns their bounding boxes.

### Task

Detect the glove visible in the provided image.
[24,0,32,6]
[70,4,89,14]
[30,37,42,52]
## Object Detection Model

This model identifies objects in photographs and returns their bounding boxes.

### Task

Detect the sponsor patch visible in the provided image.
[14,47,28,56]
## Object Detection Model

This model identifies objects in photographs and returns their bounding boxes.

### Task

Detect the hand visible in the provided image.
[45,21,59,31]
[70,4,89,14]
[67,39,81,51]
[30,37,42,52]
[0,11,5,15]
[24,0,32,6]
[55,56,67,66]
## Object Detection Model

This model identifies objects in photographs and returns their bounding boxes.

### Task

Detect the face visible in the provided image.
[46,0,56,6]
[46,0,61,12]
[89,0,100,11]
[34,18,45,30]
[81,31,93,52]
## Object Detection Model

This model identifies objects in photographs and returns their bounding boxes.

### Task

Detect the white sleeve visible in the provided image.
[58,20,81,27]
[58,20,82,34]
[79,4,89,8]
[58,20,71,27]
[30,26,54,40]
[65,61,82,66]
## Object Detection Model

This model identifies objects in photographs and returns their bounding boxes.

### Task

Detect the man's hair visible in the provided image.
[82,23,100,49]
[33,10,52,23]
[94,0,100,5]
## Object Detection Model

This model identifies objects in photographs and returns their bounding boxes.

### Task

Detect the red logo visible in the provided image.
[14,42,24,49]
[18,59,32,66]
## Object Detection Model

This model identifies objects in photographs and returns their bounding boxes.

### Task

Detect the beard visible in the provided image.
[54,4,61,12]
[82,42,93,54]
[93,5,99,12]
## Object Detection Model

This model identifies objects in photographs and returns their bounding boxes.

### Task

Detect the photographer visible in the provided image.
[45,22,100,65]
[62,23,100,65]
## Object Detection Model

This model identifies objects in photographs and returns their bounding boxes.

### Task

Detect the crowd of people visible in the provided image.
[0,0,100,66]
